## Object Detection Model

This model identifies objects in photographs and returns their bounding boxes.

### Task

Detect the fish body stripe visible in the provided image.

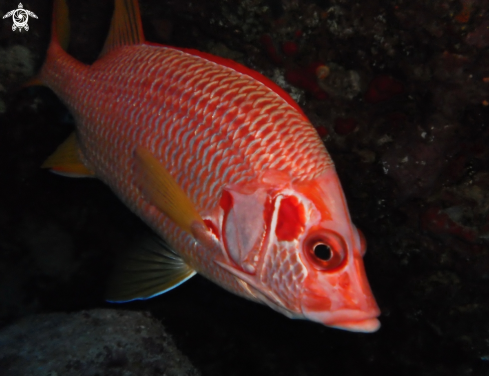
[41,43,333,292]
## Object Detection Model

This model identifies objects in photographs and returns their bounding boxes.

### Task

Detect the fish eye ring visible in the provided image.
[304,231,347,272]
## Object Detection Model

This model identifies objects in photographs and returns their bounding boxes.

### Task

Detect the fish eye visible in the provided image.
[313,243,332,261]
[304,231,347,272]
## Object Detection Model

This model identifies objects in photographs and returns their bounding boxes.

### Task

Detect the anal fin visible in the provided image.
[106,236,196,302]
[42,132,95,177]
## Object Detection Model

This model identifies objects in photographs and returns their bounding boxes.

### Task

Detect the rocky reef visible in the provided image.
[0,309,200,376]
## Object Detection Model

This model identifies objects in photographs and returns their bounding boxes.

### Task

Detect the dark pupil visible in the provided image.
[314,244,332,261]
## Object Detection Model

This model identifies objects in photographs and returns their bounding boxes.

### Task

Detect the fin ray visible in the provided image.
[106,237,196,302]
[134,146,206,234]
[41,132,95,178]
[100,0,144,57]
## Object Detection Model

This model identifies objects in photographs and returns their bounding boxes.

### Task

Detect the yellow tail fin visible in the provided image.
[24,0,70,88]
[52,0,70,51]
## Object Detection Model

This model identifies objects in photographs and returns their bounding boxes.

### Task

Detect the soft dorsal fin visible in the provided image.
[134,147,206,234]
[41,132,95,177]
[100,0,144,57]
[106,236,196,302]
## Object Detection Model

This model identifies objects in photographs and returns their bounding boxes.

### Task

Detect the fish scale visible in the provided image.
[37,0,380,332]
[41,42,329,278]
[262,242,307,311]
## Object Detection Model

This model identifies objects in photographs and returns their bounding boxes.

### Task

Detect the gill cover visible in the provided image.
[219,188,269,274]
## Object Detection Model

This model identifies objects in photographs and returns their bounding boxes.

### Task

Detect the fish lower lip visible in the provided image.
[330,318,381,333]
[303,306,381,332]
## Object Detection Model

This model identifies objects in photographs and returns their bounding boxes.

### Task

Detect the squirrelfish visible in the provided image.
[37,0,380,332]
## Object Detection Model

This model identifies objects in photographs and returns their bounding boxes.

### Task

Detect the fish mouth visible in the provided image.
[303,308,381,333]
[328,317,380,332]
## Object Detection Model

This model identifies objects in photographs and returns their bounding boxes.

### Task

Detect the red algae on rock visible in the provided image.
[364,75,404,103]
[284,68,328,100]
[260,34,284,65]
[282,40,299,57]
[421,206,477,243]
[334,118,358,136]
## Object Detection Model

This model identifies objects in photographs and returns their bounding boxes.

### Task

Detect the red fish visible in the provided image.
[38,0,380,332]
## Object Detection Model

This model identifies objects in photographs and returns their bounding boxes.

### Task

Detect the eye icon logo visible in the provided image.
[3,3,38,32]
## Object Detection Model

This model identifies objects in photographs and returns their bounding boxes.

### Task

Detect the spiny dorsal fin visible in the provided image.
[134,146,205,234]
[41,132,95,178]
[106,236,196,302]
[100,0,144,57]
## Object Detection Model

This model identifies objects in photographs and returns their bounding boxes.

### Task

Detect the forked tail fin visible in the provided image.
[24,0,70,87]
[51,0,70,51]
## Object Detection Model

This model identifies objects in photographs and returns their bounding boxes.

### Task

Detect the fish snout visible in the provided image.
[302,306,381,332]
[300,256,380,332]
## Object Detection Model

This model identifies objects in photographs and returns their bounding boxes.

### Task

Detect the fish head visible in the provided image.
[215,169,380,332]
[294,169,380,332]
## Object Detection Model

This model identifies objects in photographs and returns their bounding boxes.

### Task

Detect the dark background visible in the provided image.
[1,0,489,375]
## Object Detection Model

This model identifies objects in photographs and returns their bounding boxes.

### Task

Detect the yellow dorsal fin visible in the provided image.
[100,0,145,57]
[41,132,95,178]
[134,147,205,234]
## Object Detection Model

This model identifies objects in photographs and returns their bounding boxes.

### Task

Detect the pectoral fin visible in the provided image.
[41,132,95,177]
[106,236,196,302]
[133,146,206,235]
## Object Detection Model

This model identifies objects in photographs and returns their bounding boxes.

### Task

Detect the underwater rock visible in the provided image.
[0,45,35,114]
[0,309,200,376]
